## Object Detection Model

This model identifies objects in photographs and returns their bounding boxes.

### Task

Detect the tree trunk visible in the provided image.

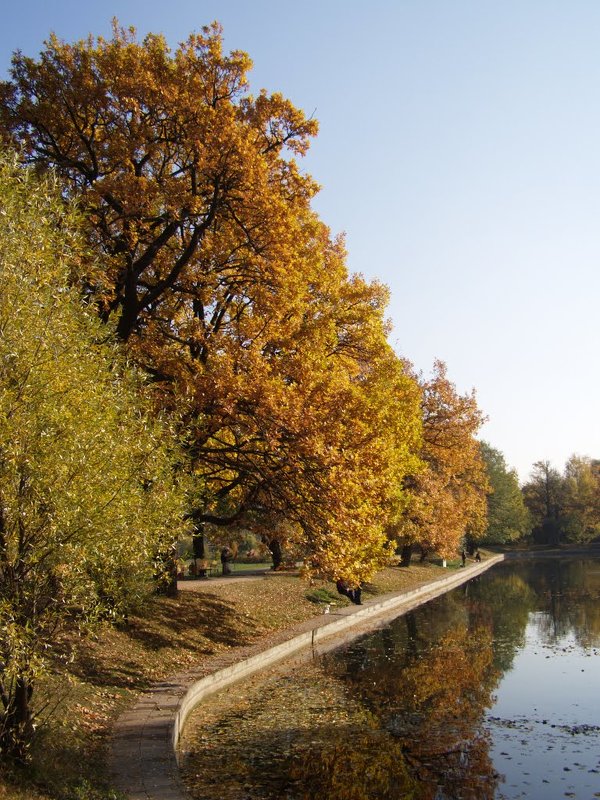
[399,544,413,567]
[268,537,283,570]
[162,558,179,597]
[192,528,206,559]
[155,541,178,597]
[1,676,34,761]
[192,525,206,578]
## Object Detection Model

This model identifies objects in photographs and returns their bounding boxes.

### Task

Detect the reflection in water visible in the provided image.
[325,617,501,798]
[179,559,600,799]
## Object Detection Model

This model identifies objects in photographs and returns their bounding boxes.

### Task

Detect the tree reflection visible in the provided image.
[521,558,600,647]
[318,568,543,799]
[324,618,500,799]
[467,568,536,671]
[286,725,417,800]
[181,558,600,800]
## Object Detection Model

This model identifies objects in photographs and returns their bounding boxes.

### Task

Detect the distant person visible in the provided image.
[461,550,466,567]
[475,550,482,563]
[350,584,363,605]
[337,579,363,605]
[220,546,233,575]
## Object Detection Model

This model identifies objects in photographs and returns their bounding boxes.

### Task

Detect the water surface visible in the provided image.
[180,558,600,799]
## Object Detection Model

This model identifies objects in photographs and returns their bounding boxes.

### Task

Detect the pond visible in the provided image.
[179,558,600,799]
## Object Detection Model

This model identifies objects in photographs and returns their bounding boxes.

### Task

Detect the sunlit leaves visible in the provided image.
[0,24,425,583]
[397,361,489,558]
[0,155,186,755]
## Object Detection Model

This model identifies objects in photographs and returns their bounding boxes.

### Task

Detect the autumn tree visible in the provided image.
[0,154,186,759]
[395,361,489,565]
[561,455,600,543]
[479,442,530,544]
[0,23,422,583]
[0,21,319,343]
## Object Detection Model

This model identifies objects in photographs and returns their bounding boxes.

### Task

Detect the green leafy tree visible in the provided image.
[0,154,186,759]
[522,460,565,544]
[479,442,530,544]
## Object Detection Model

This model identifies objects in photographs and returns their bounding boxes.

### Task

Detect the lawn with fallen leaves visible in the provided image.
[0,556,473,800]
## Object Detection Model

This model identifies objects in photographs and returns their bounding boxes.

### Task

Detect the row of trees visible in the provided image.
[0,22,422,587]
[475,450,600,549]
[0,22,494,583]
[522,457,600,545]
[0,21,542,756]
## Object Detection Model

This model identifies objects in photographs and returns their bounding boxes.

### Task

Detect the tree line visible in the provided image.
[522,457,600,545]
[0,21,591,758]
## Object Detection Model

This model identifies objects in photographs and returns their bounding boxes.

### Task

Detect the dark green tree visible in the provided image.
[522,460,565,544]
[479,442,530,544]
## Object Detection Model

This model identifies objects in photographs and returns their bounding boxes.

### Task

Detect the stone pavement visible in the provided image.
[108,555,504,800]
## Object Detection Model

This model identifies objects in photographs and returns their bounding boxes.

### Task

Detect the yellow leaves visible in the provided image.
[397,360,490,558]
[0,154,187,650]
[1,21,459,587]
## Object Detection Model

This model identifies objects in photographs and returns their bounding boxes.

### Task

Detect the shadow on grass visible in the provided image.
[67,591,255,690]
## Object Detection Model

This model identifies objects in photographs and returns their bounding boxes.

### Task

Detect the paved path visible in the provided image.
[108,555,504,800]
[177,569,272,590]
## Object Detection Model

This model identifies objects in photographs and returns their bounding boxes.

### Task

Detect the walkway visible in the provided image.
[108,555,504,800]
[177,568,271,590]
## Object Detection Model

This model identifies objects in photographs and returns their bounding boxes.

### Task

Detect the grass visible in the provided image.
[230,561,273,573]
[0,552,492,800]
[305,586,342,605]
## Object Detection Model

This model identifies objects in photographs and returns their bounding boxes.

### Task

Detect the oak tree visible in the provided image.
[396,361,489,564]
[0,23,422,583]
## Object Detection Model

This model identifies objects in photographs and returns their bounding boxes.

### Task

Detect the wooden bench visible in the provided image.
[196,565,218,578]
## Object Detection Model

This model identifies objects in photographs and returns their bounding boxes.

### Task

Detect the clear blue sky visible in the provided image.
[2,1,599,482]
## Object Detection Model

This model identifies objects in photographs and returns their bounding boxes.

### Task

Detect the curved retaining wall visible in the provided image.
[109,554,504,800]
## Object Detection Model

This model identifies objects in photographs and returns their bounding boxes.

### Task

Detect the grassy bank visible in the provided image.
[0,554,479,800]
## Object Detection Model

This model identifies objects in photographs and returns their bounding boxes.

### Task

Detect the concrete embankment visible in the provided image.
[109,554,504,800]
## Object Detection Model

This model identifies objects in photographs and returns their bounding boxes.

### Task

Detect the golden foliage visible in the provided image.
[397,361,489,558]
[0,24,424,583]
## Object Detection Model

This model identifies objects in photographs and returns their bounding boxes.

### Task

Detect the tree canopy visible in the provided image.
[479,441,530,544]
[0,22,424,582]
[0,154,186,757]
[0,21,319,341]
[522,456,600,545]
[395,361,489,561]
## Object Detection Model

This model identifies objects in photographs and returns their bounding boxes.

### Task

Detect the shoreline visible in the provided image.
[108,554,505,800]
